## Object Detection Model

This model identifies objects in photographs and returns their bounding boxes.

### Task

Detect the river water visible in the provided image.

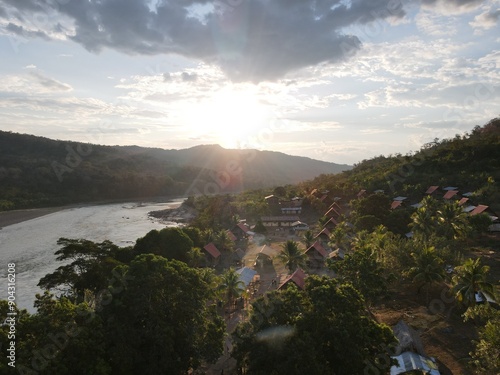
[0,199,183,312]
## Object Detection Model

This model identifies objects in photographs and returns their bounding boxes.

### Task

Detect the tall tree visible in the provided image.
[452,258,495,308]
[407,246,445,301]
[218,268,246,308]
[37,238,126,302]
[133,227,194,263]
[232,276,396,375]
[302,230,314,248]
[436,201,469,240]
[278,240,307,273]
[103,254,225,374]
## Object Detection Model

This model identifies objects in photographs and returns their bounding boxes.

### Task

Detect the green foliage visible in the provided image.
[464,305,500,374]
[254,220,267,234]
[407,246,445,297]
[133,227,194,263]
[354,214,382,232]
[103,255,225,374]
[468,213,493,236]
[278,240,307,273]
[452,258,495,308]
[328,246,388,303]
[37,238,126,301]
[218,268,246,306]
[232,276,397,375]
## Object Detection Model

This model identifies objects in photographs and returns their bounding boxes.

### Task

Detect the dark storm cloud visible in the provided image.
[1,0,411,81]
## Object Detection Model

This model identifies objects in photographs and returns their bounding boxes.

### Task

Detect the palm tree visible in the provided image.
[408,246,445,302]
[328,222,349,250]
[215,229,235,252]
[410,206,435,241]
[452,258,495,308]
[436,201,469,240]
[278,240,307,273]
[218,268,245,309]
[302,230,314,248]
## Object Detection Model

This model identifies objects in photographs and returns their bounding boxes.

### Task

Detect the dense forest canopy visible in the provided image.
[0,132,350,211]
[300,117,500,212]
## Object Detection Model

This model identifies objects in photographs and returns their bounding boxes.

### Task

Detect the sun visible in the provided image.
[186,86,271,148]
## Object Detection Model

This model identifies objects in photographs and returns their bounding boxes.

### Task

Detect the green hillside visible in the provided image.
[0,132,350,211]
[301,117,500,212]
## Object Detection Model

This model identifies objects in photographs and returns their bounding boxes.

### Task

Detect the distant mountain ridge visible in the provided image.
[0,131,351,210]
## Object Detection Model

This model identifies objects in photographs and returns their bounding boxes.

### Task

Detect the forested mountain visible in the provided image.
[0,131,350,210]
[301,117,500,212]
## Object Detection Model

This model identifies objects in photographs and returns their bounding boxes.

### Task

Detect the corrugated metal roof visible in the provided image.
[236,267,257,286]
[470,205,489,215]
[261,216,300,221]
[443,190,459,199]
[425,186,439,194]
[306,241,327,258]
[315,227,331,238]
[391,201,402,209]
[203,242,221,258]
[390,352,440,375]
[279,268,307,290]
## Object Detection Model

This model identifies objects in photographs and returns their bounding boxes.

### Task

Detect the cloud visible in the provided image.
[0,0,407,82]
[470,7,500,33]
[421,0,483,14]
[0,70,72,94]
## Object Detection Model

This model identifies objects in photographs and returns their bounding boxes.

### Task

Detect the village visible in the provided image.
[189,184,500,374]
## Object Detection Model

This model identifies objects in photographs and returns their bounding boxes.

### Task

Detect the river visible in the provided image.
[0,199,184,312]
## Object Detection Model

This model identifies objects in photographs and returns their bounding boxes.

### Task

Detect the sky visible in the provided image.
[0,0,498,165]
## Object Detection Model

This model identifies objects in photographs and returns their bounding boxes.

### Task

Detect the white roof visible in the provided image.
[443,186,458,191]
[463,205,476,213]
[393,196,408,201]
[411,203,423,208]
[462,192,474,197]
[405,232,414,238]
[236,267,257,286]
[390,352,440,375]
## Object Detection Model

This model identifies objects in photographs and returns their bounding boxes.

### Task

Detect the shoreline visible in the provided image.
[0,196,186,229]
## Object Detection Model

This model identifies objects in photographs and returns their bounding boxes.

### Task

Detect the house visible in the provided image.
[443,190,459,200]
[319,194,334,206]
[291,221,309,232]
[324,206,341,218]
[280,203,302,215]
[393,196,408,201]
[391,200,403,210]
[315,227,331,245]
[305,241,328,269]
[390,321,440,375]
[390,352,440,375]
[470,204,489,216]
[425,186,439,195]
[264,194,280,206]
[357,189,367,198]
[328,201,342,213]
[226,230,237,243]
[254,245,278,268]
[261,216,300,228]
[278,268,307,290]
[323,216,338,230]
[236,267,257,287]
[203,242,221,266]
[231,222,251,241]
[458,197,469,206]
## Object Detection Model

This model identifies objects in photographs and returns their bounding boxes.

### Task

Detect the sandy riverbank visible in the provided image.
[0,207,66,228]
